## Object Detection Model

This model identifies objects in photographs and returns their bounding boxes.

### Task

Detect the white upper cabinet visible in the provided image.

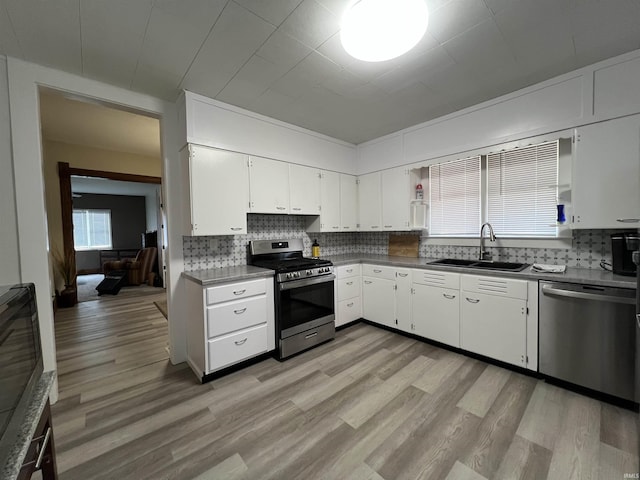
[573,114,640,229]
[381,167,411,231]
[320,170,341,231]
[289,164,321,215]
[182,145,249,236]
[249,156,290,214]
[340,174,358,231]
[358,172,382,231]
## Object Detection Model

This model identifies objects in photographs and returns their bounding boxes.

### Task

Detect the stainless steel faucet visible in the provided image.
[479,222,496,261]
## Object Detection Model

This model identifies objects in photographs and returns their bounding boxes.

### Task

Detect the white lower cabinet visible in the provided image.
[335,264,362,327]
[362,275,396,328]
[460,275,527,368]
[184,276,275,381]
[411,270,461,347]
[395,268,412,332]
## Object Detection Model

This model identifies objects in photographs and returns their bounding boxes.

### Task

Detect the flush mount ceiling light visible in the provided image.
[340,0,429,62]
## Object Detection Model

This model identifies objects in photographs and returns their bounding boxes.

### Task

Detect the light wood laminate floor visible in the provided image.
[52,293,638,480]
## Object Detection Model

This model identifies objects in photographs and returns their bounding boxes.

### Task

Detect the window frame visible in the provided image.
[73,208,113,251]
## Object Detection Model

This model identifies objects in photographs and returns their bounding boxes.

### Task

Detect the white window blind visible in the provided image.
[429,156,481,236]
[487,141,558,237]
[73,209,113,250]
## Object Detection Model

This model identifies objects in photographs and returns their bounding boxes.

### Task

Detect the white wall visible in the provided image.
[0,56,21,285]
[357,48,640,174]
[6,57,184,403]
[179,91,358,174]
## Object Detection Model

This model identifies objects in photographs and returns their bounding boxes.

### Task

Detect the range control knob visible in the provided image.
[306,269,313,276]
[286,273,292,279]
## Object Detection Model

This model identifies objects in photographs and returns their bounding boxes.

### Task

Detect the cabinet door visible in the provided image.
[320,170,341,231]
[412,284,460,347]
[395,268,412,331]
[573,115,640,228]
[362,276,395,328]
[289,164,321,215]
[460,291,526,367]
[340,174,358,231]
[249,156,289,214]
[358,172,382,231]
[382,167,411,231]
[188,145,248,235]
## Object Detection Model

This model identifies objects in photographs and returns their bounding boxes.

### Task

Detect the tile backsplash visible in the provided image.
[183,215,617,271]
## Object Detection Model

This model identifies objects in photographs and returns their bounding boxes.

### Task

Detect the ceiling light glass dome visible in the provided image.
[340,0,429,62]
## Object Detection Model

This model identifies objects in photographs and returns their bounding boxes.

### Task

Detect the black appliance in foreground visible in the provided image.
[612,232,640,276]
[250,239,335,359]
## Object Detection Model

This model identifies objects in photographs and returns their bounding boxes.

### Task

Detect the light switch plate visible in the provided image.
[208,238,219,250]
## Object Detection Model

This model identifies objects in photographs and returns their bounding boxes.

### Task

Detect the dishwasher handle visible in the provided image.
[541,284,635,305]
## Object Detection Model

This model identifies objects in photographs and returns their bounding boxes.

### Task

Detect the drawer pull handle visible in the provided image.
[398,273,408,277]
[333,226,340,229]
[343,227,350,229]
[346,281,353,285]
[364,280,372,284]
[234,308,247,314]
[233,289,246,295]
[373,269,382,273]
[616,218,639,223]
[292,207,302,211]
[346,269,353,273]
[371,226,379,229]
[384,225,392,228]
[235,338,248,346]
[35,427,52,469]
[443,294,456,300]
[230,227,242,231]
[466,297,480,304]
[347,302,354,307]
[276,206,286,211]
[305,332,318,339]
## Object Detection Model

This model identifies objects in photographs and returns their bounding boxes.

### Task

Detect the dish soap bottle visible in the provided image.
[312,239,320,258]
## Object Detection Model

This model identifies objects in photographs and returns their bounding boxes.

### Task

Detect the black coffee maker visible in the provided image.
[611,232,640,276]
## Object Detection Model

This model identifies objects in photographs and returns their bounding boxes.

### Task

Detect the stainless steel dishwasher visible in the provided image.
[539,281,636,402]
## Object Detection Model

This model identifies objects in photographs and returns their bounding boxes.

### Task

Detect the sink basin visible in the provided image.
[428,258,530,272]
[428,258,477,266]
[470,261,530,272]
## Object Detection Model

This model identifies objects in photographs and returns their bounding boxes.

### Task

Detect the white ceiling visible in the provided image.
[39,91,161,157]
[3,0,640,144]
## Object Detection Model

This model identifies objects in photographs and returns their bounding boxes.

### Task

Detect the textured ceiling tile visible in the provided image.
[4,0,81,74]
[0,1,21,57]
[443,19,514,72]
[234,0,303,26]
[217,54,289,105]
[427,0,492,44]
[321,68,367,96]
[81,0,153,87]
[279,0,340,49]
[573,27,640,67]
[180,1,275,99]
[255,30,312,71]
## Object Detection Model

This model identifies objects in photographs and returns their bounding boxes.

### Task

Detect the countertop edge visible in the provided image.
[182,266,274,286]
[1,370,55,480]
[327,255,636,289]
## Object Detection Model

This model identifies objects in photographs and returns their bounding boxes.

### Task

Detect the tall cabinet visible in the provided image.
[358,172,382,231]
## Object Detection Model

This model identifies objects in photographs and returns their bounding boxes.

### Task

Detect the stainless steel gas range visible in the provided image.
[249,239,335,359]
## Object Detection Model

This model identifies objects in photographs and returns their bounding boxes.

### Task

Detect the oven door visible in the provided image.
[277,274,335,338]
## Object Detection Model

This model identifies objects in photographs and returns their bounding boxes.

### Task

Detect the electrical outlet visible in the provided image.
[208,238,219,250]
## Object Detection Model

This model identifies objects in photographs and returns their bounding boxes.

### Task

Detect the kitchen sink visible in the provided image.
[427,258,530,272]
[428,258,477,266]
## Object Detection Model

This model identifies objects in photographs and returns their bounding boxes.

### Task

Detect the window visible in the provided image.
[73,209,112,250]
[429,156,481,236]
[487,141,558,237]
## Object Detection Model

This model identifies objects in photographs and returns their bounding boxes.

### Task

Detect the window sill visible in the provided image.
[422,236,573,249]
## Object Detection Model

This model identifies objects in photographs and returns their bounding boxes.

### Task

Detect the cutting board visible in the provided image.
[388,234,420,258]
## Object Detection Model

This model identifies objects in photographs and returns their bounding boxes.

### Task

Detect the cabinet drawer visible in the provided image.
[208,324,268,372]
[413,269,460,289]
[206,278,267,305]
[337,264,361,279]
[362,264,396,280]
[338,277,361,301]
[338,296,362,324]
[207,295,267,338]
[461,274,527,300]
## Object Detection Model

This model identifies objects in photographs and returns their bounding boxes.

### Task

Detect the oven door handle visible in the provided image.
[279,274,336,291]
